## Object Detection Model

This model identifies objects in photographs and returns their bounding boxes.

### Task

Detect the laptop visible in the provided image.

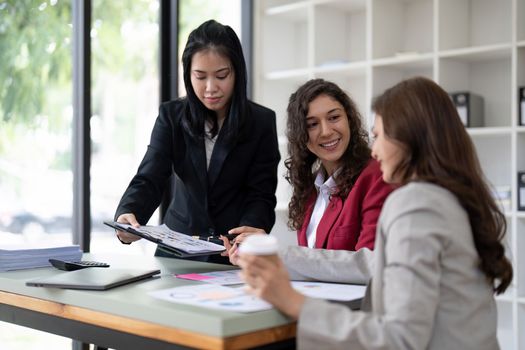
[26,268,161,290]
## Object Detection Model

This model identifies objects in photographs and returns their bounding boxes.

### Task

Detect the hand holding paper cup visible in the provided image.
[238,234,279,264]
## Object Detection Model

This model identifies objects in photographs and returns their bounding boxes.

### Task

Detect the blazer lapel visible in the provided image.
[315,196,343,248]
[184,131,207,192]
[297,193,317,246]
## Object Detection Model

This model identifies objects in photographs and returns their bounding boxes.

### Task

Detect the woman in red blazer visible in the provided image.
[286,79,392,251]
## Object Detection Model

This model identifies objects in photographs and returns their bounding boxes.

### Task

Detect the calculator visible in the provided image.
[49,259,110,271]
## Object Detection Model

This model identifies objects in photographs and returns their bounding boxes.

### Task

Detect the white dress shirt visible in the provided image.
[204,121,219,170]
[305,170,338,248]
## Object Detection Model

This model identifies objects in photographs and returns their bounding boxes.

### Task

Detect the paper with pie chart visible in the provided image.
[149,284,272,313]
[175,270,243,285]
[149,280,366,313]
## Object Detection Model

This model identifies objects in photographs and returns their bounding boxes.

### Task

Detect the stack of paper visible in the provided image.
[0,245,83,272]
[156,270,368,313]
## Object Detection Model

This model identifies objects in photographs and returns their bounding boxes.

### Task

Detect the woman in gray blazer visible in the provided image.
[238,77,513,349]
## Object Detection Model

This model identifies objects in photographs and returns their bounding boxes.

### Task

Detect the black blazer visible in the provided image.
[115,98,280,240]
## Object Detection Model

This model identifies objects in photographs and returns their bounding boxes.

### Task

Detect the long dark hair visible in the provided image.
[373,76,512,294]
[181,19,248,143]
[285,79,371,230]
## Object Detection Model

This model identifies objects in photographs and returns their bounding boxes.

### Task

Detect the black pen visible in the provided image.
[192,234,237,245]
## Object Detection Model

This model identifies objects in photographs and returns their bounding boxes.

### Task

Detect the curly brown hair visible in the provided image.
[373,76,513,294]
[285,79,371,230]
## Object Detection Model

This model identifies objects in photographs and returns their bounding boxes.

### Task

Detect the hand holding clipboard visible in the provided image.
[104,221,226,258]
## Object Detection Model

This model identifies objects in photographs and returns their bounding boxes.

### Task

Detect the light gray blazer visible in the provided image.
[280,182,499,350]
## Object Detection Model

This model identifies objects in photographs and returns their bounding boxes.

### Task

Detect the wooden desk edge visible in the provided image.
[0,290,296,350]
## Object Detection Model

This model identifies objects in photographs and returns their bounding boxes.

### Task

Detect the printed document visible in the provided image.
[104,222,225,256]
[149,284,272,313]
[150,277,366,313]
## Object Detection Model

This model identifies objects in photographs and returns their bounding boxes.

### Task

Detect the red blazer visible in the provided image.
[297,160,392,251]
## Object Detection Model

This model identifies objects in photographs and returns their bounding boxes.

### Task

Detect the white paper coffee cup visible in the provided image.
[238,235,278,260]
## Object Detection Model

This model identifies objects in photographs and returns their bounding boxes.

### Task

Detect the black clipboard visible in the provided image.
[104,221,225,258]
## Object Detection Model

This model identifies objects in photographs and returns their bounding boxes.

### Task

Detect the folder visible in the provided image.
[450,92,484,127]
[518,172,525,211]
[518,86,525,126]
[104,221,225,258]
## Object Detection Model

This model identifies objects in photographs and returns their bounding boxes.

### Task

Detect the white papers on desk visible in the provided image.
[175,269,243,285]
[0,245,82,272]
[150,279,366,313]
[149,284,273,313]
[291,281,366,302]
[174,271,367,301]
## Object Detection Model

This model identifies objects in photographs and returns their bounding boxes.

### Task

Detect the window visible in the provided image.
[90,0,160,255]
[0,1,73,245]
[0,1,74,348]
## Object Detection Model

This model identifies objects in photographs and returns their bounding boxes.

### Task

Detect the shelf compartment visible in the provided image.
[372,0,433,59]
[519,0,525,42]
[371,61,433,99]
[257,77,308,137]
[470,135,511,189]
[439,52,512,128]
[313,0,367,66]
[497,300,515,350]
[520,303,525,350]
[518,134,525,172]
[258,2,309,73]
[439,0,512,51]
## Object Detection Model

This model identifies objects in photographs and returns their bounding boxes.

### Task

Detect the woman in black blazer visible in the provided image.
[114,20,280,264]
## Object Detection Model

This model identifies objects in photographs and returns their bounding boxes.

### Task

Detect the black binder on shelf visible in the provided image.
[450,92,484,127]
[518,86,525,126]
[518,172,525,212]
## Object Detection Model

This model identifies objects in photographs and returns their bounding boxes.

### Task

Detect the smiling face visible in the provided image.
[190,49,235,120]
[371,115,405,183]
[306,94,351,176]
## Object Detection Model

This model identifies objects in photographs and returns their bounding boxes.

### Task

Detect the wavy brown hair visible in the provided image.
[285,79,371,230]
[373,76,512,294]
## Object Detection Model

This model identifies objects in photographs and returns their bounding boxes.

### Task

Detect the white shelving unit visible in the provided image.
[253,0,525,348]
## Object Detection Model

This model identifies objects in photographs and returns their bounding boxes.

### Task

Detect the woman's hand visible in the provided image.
[220,226,266,260]
[115,213,142,244]
[228,226,266,244]
[219,237,242,264]
[238,253,305,320]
